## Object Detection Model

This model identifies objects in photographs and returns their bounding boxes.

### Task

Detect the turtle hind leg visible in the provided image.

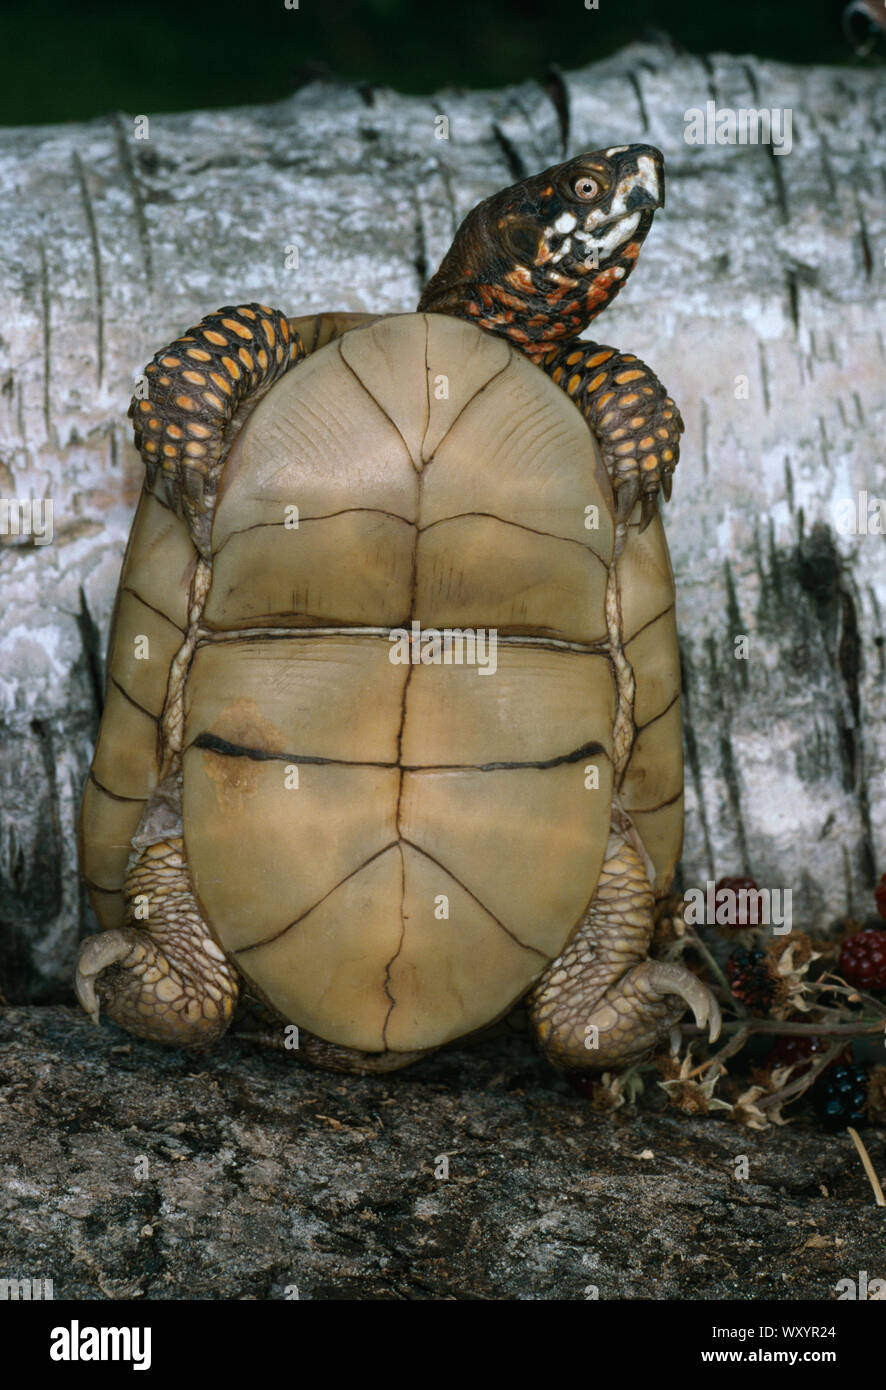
[75,786,238,1047]
[528,811,720,1070]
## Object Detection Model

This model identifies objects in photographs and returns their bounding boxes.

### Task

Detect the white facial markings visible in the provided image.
[554,212,578,233]
[593,210,640,258]
[633,153,661,201]
[605,145,629,156]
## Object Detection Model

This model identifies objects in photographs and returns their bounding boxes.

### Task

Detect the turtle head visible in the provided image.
[419,144,664,358]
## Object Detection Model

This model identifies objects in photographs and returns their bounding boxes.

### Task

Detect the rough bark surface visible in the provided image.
[0,1008,883,1300]
[0,39,884,1006]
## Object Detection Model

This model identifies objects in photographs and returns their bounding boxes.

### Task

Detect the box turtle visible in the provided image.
[75,143,720,1073]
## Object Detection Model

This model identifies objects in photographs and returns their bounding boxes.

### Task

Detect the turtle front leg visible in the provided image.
[528,812,719,1070]
[75,799,238,1047]
[542,342,684,527]
[130,303,306,558]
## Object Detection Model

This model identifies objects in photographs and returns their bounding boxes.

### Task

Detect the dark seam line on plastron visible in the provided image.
[636,689,680,732]
[419,509,610,564]
[210,507,416,557]
[622,600,675,647]
[88,770,149,804]
[415,740,609,772]
[83,876,123,895]
[399,837,549,960]
[337,341,422,475]
[120,586,187,635]
[418,313,432,464]
[110,675,160,722]
[419,347,512,467]
[190,731,608,772]
[196,627,611,654]
[235,840,401,953]
[627,786,683,816]
[380,844,409,1048]
[189,734,396,766]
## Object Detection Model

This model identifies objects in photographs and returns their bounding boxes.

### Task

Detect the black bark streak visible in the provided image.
[112,113,155,291]
[39,243,51,437]
[723,560,748,692]
[72,152,105,387]
[700,398,710,480]
[491,124,526,182]
[785,270,800,334]
[30,718,64,923]
[701,53,720,108]
[76,586,105,727]
[794,524,876,887]
[412,194,429,293]
[758,342,771,414]
[855,198,874,279]
[678,642,715,876]
[784,457,794,515]
[542,66,570,154]
[628,71,650,132]
[704,633,752,875]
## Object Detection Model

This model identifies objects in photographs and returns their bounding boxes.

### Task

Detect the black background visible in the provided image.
[1,0,881,126]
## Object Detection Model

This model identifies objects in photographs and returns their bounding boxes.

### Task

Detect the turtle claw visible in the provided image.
[644,961,722,1042]
[661,468,673,502]
[74,930,139,1025]
[615,475,640,523]
[639,491,658,531]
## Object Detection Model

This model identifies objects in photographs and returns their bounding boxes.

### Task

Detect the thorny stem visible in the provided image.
[815,977,886,1014]
[683,1029,749,1081]
[757,1040,846,1111]
[681,1017,885,1038]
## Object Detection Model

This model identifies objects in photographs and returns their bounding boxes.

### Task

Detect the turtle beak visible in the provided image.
[604,144,665,215]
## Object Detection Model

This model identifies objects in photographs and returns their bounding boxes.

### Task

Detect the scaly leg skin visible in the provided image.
[528,812,720,1070]
[130,303,305,558]
[75,781,239,1047]
[541,340,684,527]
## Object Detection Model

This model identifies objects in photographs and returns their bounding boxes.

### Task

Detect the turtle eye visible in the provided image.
[573,176,599,201]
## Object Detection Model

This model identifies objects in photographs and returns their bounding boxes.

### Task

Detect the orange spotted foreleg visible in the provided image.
[542,342,684,527]
[129,304,306,557]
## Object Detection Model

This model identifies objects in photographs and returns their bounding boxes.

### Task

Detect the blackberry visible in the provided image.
[812,1063,869,1130]
[766,1033,845,1076]
[726,946,776,1011]
[838,926,886,992]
